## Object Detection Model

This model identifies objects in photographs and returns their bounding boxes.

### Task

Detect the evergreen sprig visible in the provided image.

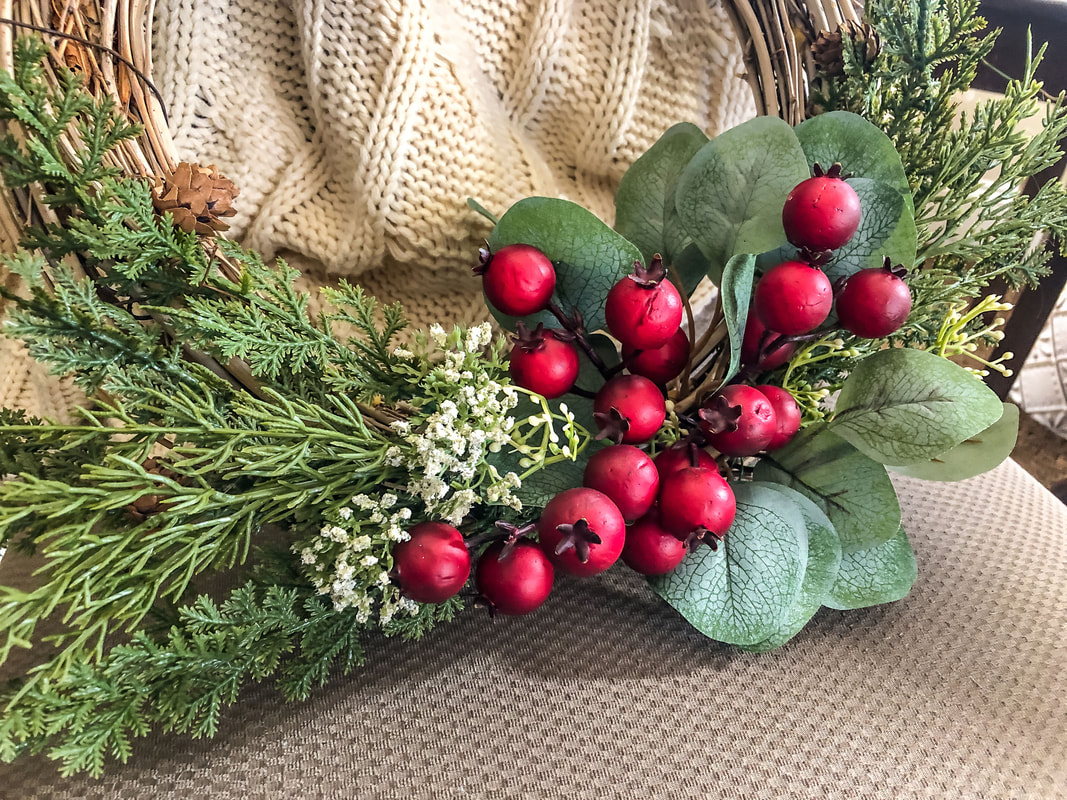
[0,579,367,777]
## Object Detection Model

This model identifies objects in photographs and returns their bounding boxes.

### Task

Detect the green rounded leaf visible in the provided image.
[794,111,910,197]
[890,402,1019,481]
[488,197,644,334]
[615,122,710,293]
[754,424,900,552]
[648,483,807,646]
[742,485,842,652]
[829,348,1006,467]
[823,526,917,610]
[675,117,810,269]
[824,178,917,282]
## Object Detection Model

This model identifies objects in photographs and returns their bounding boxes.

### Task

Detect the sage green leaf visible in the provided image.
[890,402,1019,481]
[615,122,710,293]
[489,197,644,334]
[675,117,809,268]
[829,348,1005,467]
[648,482,807,646]
[794,111,910,197]
[754,424,900,551]
[742,485,842,652]
[823,177,917,282]
[716,253,756,391]
[823,526,917,610]
[510,454,588,511]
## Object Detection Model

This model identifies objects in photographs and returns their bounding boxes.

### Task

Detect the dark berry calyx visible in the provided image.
[553,518,603,563]
[683,526,724,552]
[493,520,537,560]
[628,254,668,287]
[797,246,834,268]
[472,245,492,276]
[812,161,849,179]
[593,406,631,444]
[882,256,908,279]
[698,394,742,435]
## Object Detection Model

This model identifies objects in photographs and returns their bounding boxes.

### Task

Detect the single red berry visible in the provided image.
[741,314,796,371]
[582,444,660,522]
[835,267,913,338]
[756,384,802,451]
[393,521,471,604]
[653,440,716,477]
[657,466,737,545]
[782,163,862,251]
[476,540,554,615]
[699,384,777,457]
[754,261,833,335]
[508,323,580,399]
[477,243,556,317]
[593,374,666,445]
[604,256,684,350]
[622,510,687,576]
[537,487,626,577]
[622,327,690,385]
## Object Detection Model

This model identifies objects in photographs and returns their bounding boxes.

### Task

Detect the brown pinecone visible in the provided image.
[152,162,239,235]
[812,21,881,76]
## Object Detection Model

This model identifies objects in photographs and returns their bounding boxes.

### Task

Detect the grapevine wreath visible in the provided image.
[0,0,1065,778]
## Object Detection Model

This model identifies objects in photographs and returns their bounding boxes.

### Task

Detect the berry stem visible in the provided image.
[547,300,613,379]
[568,385,597,399]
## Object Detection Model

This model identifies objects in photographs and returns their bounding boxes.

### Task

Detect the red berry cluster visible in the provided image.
[747,163,913,370]
[398,162,917,621]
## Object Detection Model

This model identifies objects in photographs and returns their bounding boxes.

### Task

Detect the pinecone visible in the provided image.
[152,162,239,235]
[812,21,881,77]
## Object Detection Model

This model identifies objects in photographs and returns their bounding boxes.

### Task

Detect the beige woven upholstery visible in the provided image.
[1,458,1065,797]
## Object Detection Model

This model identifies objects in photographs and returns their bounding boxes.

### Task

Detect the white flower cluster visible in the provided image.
[387,322,524,522]
[298,492,420,621]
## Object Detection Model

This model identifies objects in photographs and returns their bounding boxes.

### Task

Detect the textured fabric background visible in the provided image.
[1,459,1065,798]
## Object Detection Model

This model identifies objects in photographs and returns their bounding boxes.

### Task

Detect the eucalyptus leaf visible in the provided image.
[823,526,917,610]
[615,122,710,293]
[716,253,756,391]
[890,402,1019,481]
[675,117,809,268]
[510,454,588,510]
[824,178,917,282]
[829,348,1005,467]
[794,111,910,196]
[742,485,842,652]
[754,424,900,551]
[648,482,807,646]
[489,197,643,334]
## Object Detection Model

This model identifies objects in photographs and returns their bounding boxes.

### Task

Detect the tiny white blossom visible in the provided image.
[338,507,353,520]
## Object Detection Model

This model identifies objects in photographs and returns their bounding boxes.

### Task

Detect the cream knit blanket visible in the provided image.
[1,0,752,419]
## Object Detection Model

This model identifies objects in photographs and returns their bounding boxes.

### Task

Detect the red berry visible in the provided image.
[782,167,862,251]
[700,384,777,457]
[582,444,659,522]
[393,522,471,604]
[508,326,580,399]
[741,314,796,371]
[604,258,683,350]
[753,261,833,335]
[593,374,666,445]
[537,487,626,577]
[657,466,736,542]
[476,540,554,615]
[622,327,690,384]
[653,441,716,477]
[835,267,913,338]
[478,244,556,317]
[756,384,802,451]
[622,511,687,575]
